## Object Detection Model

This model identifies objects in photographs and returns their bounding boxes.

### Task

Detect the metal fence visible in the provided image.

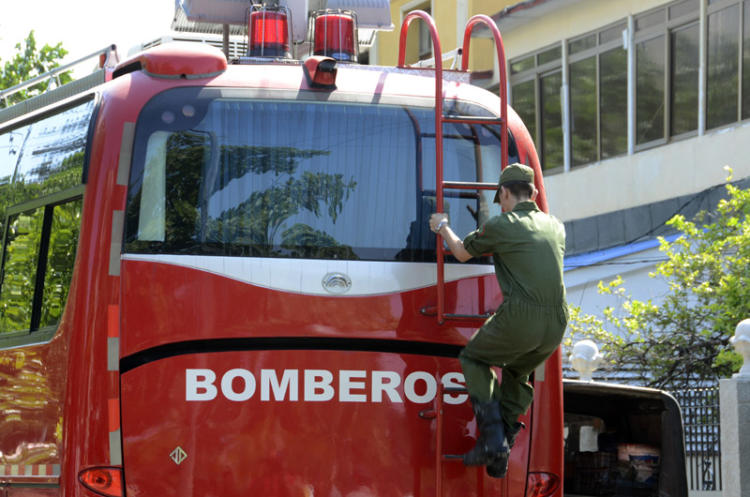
[672,386,722,492]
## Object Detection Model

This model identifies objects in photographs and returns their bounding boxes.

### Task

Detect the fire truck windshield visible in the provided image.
[125,87,515,262]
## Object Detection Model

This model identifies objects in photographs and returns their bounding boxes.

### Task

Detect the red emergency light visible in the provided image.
[248,7,291,57]
[312,11,358,62]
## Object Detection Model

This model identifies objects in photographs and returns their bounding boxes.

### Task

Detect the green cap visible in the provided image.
[494,163,534,202]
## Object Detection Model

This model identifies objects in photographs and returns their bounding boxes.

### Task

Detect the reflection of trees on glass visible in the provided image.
[511,80,536,144]
[0,198,81,334]
[671,23,699,136]
[0,209,43,332]
[0,148,83,262]
[600,47,627,159]
[570,57,597,166]
[127,94,506,262]
[156,131,357,258]
[0,100,91,248]
[41,199,82,328]
[209,167,357,258]
[161,131,206,248]
[636,36,666,144]
[541,71,563,169]
[707,6,739,130]
[0,142,85,335]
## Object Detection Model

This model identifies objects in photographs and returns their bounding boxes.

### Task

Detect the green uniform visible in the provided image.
[460,200,568,428]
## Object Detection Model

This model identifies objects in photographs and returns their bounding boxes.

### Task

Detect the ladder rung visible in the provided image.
[422,189,481,199]
[420,307,493,320]
[442,115,504,125]
[444,312,492,320]
[443,454,464,460]
[442,181,497,191]
[443,386,468,393]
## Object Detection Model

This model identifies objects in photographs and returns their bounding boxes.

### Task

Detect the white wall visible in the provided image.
[500,0,667,61]
[546,123,750,222]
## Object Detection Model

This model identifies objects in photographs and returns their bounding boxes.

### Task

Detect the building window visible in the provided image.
[510,45,563,171]
[599,46,628,158]
[508,0,750,171]
[511,22,628,171]
[512,79,537,144]
[707,4,740,129]
[568,22,627,166]
[0,198,83,333]
[0,99,92,338]
[399,1,433,64]
[569,56,597,166]
[742,3,750,119]
[634,2,700,144]
[636,34,666,144]
[540,70,564,170]
[670,22,700,136]
[418,6,433,60]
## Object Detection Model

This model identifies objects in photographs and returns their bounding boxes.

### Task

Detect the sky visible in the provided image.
[0,0,176,70]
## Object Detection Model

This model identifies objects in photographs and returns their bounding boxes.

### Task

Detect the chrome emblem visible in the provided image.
[169,446,188,465]
[322,272,352,294]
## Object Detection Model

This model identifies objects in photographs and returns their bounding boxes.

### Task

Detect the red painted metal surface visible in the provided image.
[121,350,526,496]
[119,260,499,355]
[114,42,228,78]
[0,21,563,496]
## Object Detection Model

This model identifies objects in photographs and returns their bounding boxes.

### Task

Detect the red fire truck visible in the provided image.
[0,1,563,496]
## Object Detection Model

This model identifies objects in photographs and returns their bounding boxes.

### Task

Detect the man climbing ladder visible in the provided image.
[429,163,568,478]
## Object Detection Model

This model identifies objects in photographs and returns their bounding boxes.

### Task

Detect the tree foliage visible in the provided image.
[0,155,83,333]
[566,170,750,389]
[1,31,71,108]
[128,130,357,259]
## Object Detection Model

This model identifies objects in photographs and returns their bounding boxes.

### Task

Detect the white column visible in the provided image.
[627,15,635,156]
[720,319,750,497]
[698,0,706,136]
[561,39,571,173]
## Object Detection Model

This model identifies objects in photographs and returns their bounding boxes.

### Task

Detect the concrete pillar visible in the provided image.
[720,319,750,497]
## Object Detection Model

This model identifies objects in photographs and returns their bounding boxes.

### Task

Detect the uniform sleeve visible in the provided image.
[463,218,502,257]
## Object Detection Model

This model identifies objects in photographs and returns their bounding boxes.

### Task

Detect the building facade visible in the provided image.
[375,0,750,330]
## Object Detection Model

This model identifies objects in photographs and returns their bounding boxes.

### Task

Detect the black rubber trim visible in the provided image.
[120,337,463,374]
[112,61,142,79]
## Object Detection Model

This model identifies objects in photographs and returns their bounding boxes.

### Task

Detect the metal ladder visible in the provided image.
[397,11,510,325]
[421,383,495,497]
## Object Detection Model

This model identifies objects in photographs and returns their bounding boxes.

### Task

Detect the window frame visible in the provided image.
[509,42,563,174]
[123,88,518,263]
[399,0,434,63]
[705,0,746,127]
[0,95,95,348]
[505,0,750,170]
[0,187,85,347]
[567,19,629,166]
[633,2,701,150]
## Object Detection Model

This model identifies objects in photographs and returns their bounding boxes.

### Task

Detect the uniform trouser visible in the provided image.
[459,298,568,429]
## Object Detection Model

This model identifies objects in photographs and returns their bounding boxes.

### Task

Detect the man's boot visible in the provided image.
[463,398,509,466]
[486,422,525,478]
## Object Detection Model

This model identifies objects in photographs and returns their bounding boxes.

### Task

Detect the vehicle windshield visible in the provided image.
[125,88,516,262]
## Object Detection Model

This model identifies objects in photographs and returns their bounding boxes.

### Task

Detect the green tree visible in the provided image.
[1,31,71,108]
[566,169,750,389]
[130,130,357,258]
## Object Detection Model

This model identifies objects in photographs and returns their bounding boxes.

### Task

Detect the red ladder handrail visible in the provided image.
[461,14,509,172]
[398,12,510,325]
[397,10,449,325]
